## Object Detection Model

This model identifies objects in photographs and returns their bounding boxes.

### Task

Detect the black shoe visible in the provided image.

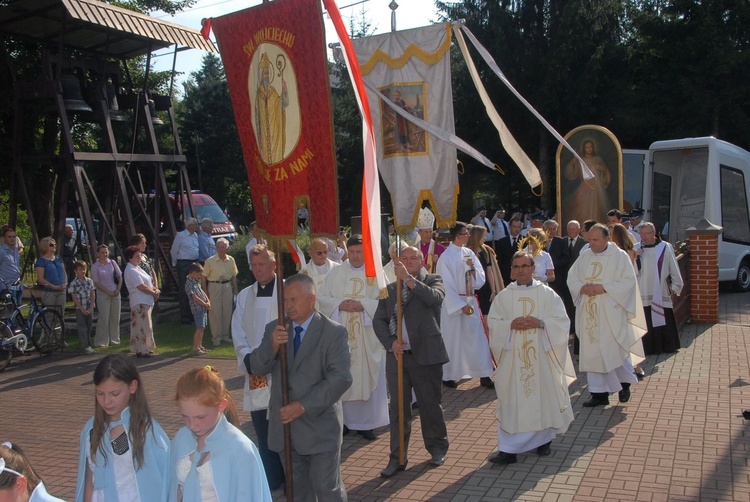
[380,459,406,478]
[342,425,350,436]
[489,451,517,464]
[618,383,631,403]
[358,429,376,441]
[743,409,750,420]
[634,368,645,381]
[480,377,495,389]
[536,441,551,456]
[429,453,445,466]
[582,394,609,407]
[442,380,458,388]
[412,401,419,410]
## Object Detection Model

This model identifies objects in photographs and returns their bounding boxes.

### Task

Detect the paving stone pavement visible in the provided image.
[2,292,749,501]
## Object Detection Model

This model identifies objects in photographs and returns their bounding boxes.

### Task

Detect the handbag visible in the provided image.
[112,263,120,285]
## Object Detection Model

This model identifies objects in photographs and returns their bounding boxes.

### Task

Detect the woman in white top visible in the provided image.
[123,245,159,358]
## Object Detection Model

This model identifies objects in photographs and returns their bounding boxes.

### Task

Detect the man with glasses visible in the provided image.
[487,251,575,464]
[300,237,339,303]
[0,226,22,305]
[436,222,494,389]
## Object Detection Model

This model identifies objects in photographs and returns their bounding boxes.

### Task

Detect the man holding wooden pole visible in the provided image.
[374,246,450,477]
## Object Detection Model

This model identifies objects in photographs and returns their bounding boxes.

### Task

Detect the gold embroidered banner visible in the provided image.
[353,23,458,232]
[212,0,338,239]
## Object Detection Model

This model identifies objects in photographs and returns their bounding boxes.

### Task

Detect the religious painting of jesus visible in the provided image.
[379,82,428,158]
[556,125,623,229]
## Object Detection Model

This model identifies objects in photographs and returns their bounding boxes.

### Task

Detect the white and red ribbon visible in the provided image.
[323,0,386,293]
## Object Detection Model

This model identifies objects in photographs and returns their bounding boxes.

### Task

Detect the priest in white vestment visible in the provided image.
[488,251,575,464]
[436,222,494,388]
[567,224,647,407]
[231,244,285,489]
[300,238,340,307]
[635,222,684,355]
[317,235,388,438]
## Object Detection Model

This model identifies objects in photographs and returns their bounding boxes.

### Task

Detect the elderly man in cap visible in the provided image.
[416,207,445,273]
[171,217,200,323]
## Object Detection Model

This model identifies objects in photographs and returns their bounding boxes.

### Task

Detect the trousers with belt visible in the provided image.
[207,281,233,342]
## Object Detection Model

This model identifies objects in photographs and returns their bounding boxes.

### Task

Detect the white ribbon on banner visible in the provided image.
[455,21,594,181]
[364,80,498,171]
[452,27,541,187]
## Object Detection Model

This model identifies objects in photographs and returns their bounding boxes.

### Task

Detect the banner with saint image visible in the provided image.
[211,0,338,239]
[353,23,458,232]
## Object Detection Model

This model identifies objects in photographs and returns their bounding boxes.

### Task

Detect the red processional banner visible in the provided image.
[211,0,339,239]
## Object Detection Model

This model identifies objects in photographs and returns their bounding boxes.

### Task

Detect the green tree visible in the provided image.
[178,53,249,225]
[626,0,750,147]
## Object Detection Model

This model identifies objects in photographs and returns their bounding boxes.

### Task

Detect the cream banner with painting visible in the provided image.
[353,23,458,232]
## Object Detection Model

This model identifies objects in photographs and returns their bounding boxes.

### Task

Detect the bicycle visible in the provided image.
[0,318,26,372]
[0,278,66,364]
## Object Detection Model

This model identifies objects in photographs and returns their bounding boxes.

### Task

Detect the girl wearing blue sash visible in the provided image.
[75,354,169,501]
[168,366,271,501]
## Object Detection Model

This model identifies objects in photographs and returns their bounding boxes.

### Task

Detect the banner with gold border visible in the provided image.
[353,23,457,233]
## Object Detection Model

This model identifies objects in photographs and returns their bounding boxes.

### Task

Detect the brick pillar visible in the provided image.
[685,219,723,324]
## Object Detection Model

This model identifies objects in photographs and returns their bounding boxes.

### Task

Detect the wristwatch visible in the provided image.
[538,319,545,329]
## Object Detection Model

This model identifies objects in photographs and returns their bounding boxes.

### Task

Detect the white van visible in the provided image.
[639,137,750,291]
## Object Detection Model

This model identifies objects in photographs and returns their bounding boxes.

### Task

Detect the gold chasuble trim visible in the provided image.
[359,23,452,75]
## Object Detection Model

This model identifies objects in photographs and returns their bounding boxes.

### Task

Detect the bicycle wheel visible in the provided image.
[8,306,29,341]
[0,321,13,372]
[30,308,65,354]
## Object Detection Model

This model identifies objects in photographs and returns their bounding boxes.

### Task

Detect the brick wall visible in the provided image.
[686,221,722,323]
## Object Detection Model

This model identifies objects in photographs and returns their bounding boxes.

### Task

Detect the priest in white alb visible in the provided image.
[567,223,647,407]
[488,251,575,464]
[300,237,340,295]
[436,222,494,389]
[317,234,388,439]
[635,222,684,355]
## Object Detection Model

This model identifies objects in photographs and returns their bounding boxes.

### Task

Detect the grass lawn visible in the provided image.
[65,316,238,358]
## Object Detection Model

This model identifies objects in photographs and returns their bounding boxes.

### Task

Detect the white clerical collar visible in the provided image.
[348,262,364,271]
[513,279,539,288]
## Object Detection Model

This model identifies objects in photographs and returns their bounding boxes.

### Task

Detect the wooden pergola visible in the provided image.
[0,0,217,287]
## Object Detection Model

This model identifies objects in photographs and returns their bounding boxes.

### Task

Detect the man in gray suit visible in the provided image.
[249,273,352,501]
[373,246,450,478]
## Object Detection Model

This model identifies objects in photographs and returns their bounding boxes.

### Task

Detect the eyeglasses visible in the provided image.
[49,243,57,247]
[511,264,533,269]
